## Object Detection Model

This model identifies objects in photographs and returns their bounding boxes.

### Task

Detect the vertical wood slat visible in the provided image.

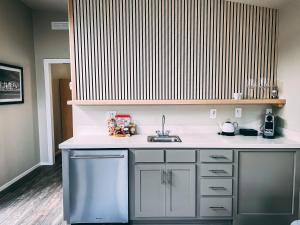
[220,0,225,99]
[251,7,256,98]
[114,0,119,100]
[79,0,85,99]
[102,0,108,99]
[267,8,272,99]
[274,10,279,88]
[246,5,253,99]
[198,0,203,100]
[203,0,208,99]
[71,0,279,101]
[68,0,78,101]
[84,0,89,99]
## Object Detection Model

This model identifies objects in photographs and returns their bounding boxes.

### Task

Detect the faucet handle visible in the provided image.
[165,130,171,136]
[155,130,161,136]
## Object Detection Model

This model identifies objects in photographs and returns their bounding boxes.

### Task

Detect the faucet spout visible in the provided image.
[155,115,170,137]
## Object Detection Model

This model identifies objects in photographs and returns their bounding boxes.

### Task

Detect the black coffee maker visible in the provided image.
[263,112,275,138]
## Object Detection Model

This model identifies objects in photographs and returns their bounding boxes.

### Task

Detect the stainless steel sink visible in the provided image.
[147,135,182,143]
[148,115,182,142]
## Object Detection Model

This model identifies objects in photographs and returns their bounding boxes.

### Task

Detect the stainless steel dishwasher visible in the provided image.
[65,150,128,224]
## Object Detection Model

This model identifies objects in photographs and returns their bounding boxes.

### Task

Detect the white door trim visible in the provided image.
[43,59,70,165]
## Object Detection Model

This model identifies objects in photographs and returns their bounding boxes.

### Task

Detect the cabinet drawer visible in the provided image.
[200,198,232,217]
[166,150,196,163]
[135,150,164,163]
[200,150,233,163]
[200,164,233,177]
[200,179,233,196]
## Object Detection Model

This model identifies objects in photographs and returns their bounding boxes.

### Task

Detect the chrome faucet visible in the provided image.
[156,115,170,137]
[162,115,165,136]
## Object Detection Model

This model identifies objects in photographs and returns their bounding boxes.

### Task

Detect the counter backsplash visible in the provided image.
[72,105,270,137]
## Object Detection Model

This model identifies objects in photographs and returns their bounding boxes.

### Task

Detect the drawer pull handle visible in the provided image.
[209,206,226,210]
[209,170,227,174]
[210,155,227,159]
[209,186,227,190]
[70,155,124,159]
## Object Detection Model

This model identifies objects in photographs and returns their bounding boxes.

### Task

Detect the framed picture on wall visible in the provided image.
[0,63,24,104]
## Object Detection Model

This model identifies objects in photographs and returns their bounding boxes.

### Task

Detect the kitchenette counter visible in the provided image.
[60,133,300,225]
[59,134,300,149]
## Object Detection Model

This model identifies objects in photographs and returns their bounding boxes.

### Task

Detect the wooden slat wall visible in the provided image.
[71,0,278,101]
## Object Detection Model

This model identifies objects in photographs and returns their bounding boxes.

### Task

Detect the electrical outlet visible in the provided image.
[266,108,272,114]
[106,111,117,119]
[209,109,217,119]
[235,108,242,118]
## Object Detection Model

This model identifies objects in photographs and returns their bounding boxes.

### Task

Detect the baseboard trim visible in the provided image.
[40,161,54,166]
[0,163,40,192]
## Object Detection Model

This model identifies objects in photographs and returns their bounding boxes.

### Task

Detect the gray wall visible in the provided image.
[277,0,300,133]
[32,10,70,163]
[0,0,39,188]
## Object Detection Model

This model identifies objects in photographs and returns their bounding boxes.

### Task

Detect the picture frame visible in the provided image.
[0,63,24,105]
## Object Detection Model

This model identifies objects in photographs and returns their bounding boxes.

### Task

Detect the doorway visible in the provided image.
[51,64,73,155]
[43,59,71,165]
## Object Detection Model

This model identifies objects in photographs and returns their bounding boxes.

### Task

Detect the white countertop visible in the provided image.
[59,133,300,149]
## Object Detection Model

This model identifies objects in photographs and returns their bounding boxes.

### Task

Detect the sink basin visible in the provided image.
[147,135,182,143]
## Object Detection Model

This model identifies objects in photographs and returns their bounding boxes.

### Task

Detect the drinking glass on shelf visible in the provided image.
[271,86,279,99]
[258,78,271,99]
[247,78,256,99]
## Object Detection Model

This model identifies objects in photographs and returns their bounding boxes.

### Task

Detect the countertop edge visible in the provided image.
[59,134,300,150]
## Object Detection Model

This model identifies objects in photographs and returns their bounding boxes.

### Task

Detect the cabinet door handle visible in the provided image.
[167,170,172,185]
[209,186,226,190]
[209,155,227,159]
[161,170,166,184]
[209,170,227,174]
[209,206,226,210]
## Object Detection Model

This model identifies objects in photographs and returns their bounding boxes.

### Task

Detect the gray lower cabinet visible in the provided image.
[235,150,300,225]
[165,164,196,217]
[135,163,196,218]
[132,149,300,224]
[135,164,166,217]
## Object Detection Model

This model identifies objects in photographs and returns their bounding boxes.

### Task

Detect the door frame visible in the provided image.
[43,59,70,165]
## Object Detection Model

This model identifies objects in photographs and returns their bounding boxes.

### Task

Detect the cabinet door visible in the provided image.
[166,164,196,217]
[236,151,299,225]
[135,164,166,217]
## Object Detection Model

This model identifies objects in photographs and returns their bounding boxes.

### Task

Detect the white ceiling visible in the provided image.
[228,0,294,9]
[21,0,68,13]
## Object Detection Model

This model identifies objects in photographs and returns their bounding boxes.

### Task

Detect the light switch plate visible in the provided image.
[235,108,242,118]
[266,108,272,114]
[209,109,217,119]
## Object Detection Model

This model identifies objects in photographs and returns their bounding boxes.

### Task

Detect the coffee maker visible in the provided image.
[263,113,275,138]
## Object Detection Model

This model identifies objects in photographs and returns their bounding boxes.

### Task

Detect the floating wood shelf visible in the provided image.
[68,99,286,107]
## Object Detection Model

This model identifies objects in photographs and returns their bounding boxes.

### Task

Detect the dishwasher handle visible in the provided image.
[70,155,125,159]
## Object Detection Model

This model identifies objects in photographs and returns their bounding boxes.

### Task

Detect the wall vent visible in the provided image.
[51,22,69,30]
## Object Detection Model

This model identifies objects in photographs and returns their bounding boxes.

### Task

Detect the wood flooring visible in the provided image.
[0,157,66,225]
[0,156,230,225]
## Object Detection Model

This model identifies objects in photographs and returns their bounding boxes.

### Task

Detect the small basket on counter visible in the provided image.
[107,114,137,137]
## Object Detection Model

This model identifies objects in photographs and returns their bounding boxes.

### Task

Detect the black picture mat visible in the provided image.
[0,63,24,105]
